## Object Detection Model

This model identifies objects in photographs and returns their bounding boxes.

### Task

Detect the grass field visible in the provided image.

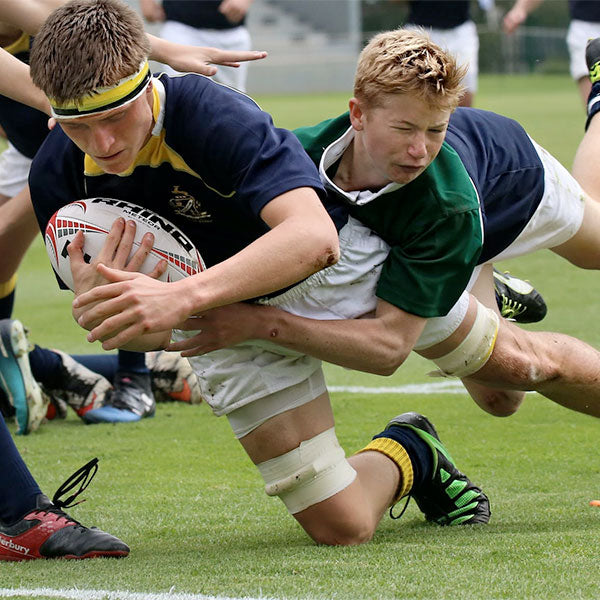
[3,74,600,600]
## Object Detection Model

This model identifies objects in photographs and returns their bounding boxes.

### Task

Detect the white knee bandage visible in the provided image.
[257,427,357,514]
[429,300,499,379]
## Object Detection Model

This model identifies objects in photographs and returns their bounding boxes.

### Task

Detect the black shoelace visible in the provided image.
[389,494,411,520]
[51,457,99,510]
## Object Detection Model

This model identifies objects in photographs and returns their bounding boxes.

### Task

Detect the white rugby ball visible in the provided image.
[44,197,205,291]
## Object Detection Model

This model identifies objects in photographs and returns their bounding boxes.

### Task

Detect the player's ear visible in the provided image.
[348,97,364,131]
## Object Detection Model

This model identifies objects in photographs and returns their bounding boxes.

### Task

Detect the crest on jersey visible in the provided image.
[169,186,212,222]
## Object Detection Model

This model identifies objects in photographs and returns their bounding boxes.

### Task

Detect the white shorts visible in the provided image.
[421,136,586,347]
[488,138,584,261]
[567,20,600,81]
[406,21,479,93]
[0,142,31,198]
[159,20,251,91]
[173,217,390,430]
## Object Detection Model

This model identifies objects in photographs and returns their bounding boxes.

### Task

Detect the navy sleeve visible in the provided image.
[29,128,86,240]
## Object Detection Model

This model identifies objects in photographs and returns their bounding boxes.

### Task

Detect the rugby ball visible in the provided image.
[44,198,205,291]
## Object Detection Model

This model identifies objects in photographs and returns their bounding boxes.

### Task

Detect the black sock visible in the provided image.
[0,289,15,320]
[28,345,63,389]
[117,350,148,374]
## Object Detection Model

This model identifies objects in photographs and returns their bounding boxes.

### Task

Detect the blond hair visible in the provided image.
[30,0,151,104]
[354,29,466,111]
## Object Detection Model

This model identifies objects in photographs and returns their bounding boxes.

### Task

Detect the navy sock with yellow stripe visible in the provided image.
[356,425,433,501]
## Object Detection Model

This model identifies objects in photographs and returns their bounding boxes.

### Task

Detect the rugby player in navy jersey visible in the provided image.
[0,0,271,562]
[0,5,269,432]
[28,0,491,547]
[170,30,600,430]
[0,24,173,430]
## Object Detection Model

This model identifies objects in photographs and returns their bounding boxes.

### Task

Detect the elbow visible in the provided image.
[367,347,411,376]
[313,239,340,272]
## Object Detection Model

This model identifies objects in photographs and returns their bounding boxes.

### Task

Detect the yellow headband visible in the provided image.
[49,61,151,120]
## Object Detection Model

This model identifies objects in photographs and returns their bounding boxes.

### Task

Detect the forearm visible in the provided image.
[512,0,544,12]
[0,51,50,113]
[246,306,416,376]
[180,209,338,314]
[0,0,65,35]
[147,34,179,65]
[0,187,39,281]
[117,330,171,352]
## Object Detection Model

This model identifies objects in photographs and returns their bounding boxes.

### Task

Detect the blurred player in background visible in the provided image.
[401,0,496,107]
[503,0,600,106]
[141,0,254,91]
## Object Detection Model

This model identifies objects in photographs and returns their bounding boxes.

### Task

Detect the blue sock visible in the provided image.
[0,289,15,320]
[117,350,148,374]
[0,412,42,524]
[27,345,63,389]
[373,426,433,493]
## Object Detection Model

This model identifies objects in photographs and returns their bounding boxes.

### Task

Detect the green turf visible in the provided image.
[4,74,600,599]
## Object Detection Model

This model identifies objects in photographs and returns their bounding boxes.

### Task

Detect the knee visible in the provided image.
[475,389,524,417]
[307,518,375,546]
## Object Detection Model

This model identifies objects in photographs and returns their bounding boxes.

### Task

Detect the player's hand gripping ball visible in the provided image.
[44,198,205,291]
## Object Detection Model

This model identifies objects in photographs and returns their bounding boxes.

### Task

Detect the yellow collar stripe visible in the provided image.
[49,61,151,118]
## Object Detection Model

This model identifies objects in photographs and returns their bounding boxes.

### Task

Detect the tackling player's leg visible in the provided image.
[419,272,600,419]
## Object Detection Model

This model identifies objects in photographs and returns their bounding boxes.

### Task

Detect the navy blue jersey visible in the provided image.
[407,0,471,29]
[30,74,339,288]
[163,1,245,29]
[0,33,49,159]
[446,108,545,263]
[569,0,600,22]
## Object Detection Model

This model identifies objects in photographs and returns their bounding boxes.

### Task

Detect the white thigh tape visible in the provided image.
[257,427,357,514]
[429,301,499,379]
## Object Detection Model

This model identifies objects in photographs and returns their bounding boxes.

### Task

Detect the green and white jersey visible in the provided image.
[294,113,483,318]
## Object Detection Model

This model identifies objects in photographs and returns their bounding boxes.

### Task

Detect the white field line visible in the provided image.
[0,588,278,600]
[328,380,467,395]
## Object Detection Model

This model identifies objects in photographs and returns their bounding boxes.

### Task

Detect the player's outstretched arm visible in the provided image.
[0,49,50,114]
[0,186,40,282]
[170,299,426,376]
[0,0,64,35]
[147,34,267,77]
